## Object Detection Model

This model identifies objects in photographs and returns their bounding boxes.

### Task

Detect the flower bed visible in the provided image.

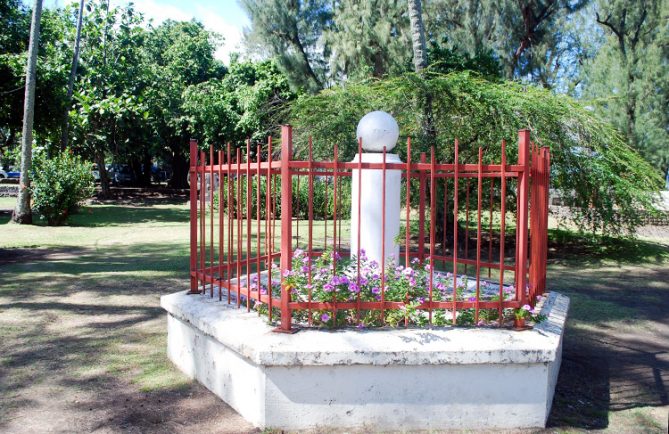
[247,249,545,329]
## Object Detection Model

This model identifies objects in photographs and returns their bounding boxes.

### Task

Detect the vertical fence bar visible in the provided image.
[488,178,493,279]
[189,139,199,293]
[428,147,436,325]
[266,137,273,321]
[530,146,551,304]
[236,148,242,307]
[307,137,314,326]
[475,147,483,324]
[516,130,530,306]
[209,146,214,297]
[331,143,339,324]
[332,144,339,264]
[200,150,205,295]
[530,144,538,304]
[405,138,411,268]
[542,148,550,295]
[246,141,252,311]
[356,139,363,324]
[452,140,459,325]
[465,179,470,274]
[227,143,232,303]
[381,146,387,325]
[442,171,448,270]
[418,153,426,263]
[218,149,223,301]
[498,140,507,322]
[278,125,294,332]
[295,174,300,247]
[256,145,261,307]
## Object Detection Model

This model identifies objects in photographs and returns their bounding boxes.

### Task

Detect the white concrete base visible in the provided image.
[161,292,569,430]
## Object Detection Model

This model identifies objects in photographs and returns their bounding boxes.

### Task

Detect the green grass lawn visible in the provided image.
[0,199,667,433]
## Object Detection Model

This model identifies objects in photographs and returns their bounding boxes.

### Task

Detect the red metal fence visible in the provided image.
[188,125,550,332]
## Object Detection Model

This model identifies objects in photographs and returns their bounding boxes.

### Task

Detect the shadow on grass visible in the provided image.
[67,205,190,227]
[0,243,190,300]
[546,237,669,430]
[548,228,669,266]
[0,205,190,228]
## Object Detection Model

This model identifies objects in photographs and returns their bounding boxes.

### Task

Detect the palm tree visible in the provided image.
[408,0,427,72]
[12,0,43,224]
[61,0,85,151]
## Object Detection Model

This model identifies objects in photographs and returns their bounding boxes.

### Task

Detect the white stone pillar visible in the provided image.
[350,111,402,265]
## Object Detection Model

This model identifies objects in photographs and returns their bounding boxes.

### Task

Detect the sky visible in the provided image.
[44,0,250,64]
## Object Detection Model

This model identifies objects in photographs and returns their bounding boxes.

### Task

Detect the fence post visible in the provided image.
[516,130,530,305]
[529,147,551,303]
[189,139,199,294]
[278,125,294,332]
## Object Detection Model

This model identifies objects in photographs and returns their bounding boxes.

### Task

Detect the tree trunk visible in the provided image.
[408,0,427,72]
[12,0,43,225]
[60,0,85,151]
[96,151,111,198]
[168,149,189,189]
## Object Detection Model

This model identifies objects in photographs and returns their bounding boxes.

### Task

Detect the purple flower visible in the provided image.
[323,283,334,292]
[293,248,305,258]
[321,313,330,322]
[468,296,476,302]
[348,282,360,293]
[301,265,309,273]
[522,304,531,311]
[371,287,380,294]
[283,269,293,278]
[332,251,341,261]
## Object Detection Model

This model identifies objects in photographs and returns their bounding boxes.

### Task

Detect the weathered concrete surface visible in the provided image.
[161,291,569,430]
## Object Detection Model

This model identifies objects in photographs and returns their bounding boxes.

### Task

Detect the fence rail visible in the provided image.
[188,125,550,332]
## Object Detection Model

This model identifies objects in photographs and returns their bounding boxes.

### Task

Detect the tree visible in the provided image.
[425,0,588,86]
[325,0,411,80]
[183,58,295,147]
[241,0,332,92]
[142,19,224,189]
[289,72,663,234]
[68,0,149,196]
[0,1,70,154]
[580,0,668,175]
[12,0,43,224]
[60,0,85,150]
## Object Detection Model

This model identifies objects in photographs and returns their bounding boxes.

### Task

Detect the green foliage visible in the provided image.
[31,149,95,225]
[289,72,663,234]
[184,59,295,145]
[0,1,70,148]
[214,173,350,220]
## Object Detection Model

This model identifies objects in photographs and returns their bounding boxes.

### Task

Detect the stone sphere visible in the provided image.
[356,111,399,152]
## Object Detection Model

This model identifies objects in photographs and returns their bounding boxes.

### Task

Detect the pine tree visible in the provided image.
[241,0,331,92]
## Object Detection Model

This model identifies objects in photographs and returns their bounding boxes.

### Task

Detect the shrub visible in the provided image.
[31,150,95,225]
